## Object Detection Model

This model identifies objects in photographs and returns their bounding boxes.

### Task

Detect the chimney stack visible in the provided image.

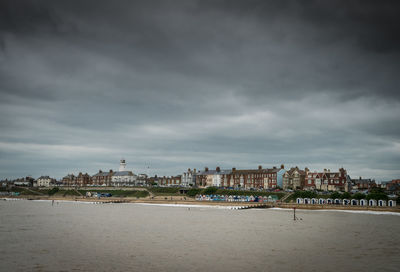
[281,164,284,169]
[258,165,262,170]
[205,167,209,172]
[232,167,236,171]
[216,166,221,172]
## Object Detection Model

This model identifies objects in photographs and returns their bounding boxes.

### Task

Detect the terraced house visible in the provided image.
[62,174,75,186]
[76,172,92,186]
[304,168,349,191]
[236,165,284,189]
[181,168,198,187]
[196,165,285,189]
[282,167,306,190]
[158,176,182,187]
[195,167,231,188]
[92,170,114,186]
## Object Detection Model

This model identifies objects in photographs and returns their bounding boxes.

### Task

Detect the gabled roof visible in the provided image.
[38,176,50,180]
[285,167,305,176]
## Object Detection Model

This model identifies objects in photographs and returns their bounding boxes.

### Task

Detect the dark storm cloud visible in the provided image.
[0,0,399,180]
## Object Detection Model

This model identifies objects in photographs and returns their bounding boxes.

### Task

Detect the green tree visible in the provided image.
[341,192,351,199]
[330,191,341,199]
[203,187,218,195]
[48,187,59,196]
[366,192,388,201]
[186,188,202,197]
[352,193,365,200]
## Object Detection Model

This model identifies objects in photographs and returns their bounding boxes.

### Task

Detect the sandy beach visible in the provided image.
[3,195,399,213]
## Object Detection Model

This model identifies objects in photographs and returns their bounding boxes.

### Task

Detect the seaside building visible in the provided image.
[92,170,114,186]
[304,168,348,191]
[158,176,182,187]
[195,167,215,187]
[76,172,92,187]
[195,167,233,188]
[136,174,148,186]
[146,176,160,186]
[195,165,285,189]
[282,167,306,190]
[62,174,76,186]
[36,176,53,187]
[111,159,137,186]
[181,168,198,187]
[351,177,376,190]
[12,176,35,187]
[384,179,400,193]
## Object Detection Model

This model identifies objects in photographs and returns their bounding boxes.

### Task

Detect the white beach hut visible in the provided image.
[304,198,310,204]
[326,198,333,204]
[343,199,350,205]
[368,199,377,206]
[311,198,318,205]
[351,199,359,206]
[360,199,367,206]
[318,198,325,204]
[388,200,396,207]
[378,200,386,207]
[334,198,342,205]
[296,198,303,204]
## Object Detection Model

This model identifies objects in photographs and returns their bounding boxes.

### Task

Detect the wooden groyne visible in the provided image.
[233,203,275,210]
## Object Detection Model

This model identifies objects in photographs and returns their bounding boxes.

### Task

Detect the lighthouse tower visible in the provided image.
[119,159,126,171]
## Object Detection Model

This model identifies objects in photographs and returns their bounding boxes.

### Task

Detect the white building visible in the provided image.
[37,176,52,187]
[181,168,197,187]
[111,159,137,186]
[211,168,231,187]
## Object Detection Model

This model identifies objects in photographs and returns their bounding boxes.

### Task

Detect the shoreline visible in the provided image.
[2,195,399,213]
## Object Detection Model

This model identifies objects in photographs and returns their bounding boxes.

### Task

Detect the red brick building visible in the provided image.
[217,165,284,189]
[304,168,348,191]
[158,176,182,187]
[92,170,114,186]
[62,174,76,186]
[76,172,92,187]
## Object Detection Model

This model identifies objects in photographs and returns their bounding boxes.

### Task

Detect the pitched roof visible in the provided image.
[197,169,232,175]
[285,167,305,176]
[38,176,50,180]
[92,172,111,177]
[113,171,135,176]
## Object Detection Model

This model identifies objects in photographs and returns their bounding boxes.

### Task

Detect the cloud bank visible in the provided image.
[0,0,399,180]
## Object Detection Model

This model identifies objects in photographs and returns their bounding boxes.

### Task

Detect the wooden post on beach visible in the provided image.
[293,207,296,220]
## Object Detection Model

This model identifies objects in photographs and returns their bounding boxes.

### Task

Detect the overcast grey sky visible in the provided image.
[0,0,399,180]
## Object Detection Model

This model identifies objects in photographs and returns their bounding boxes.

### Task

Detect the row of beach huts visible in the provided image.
[296,198,396,207]
[195,194,279,202]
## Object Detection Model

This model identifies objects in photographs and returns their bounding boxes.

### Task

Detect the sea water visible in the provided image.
[0,200,399,271]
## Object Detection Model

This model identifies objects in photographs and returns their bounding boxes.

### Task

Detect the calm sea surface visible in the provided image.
[0,200,399,272]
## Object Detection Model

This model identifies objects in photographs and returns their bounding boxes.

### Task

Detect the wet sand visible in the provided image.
[1,199,399,272]
[3,196,400,212]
